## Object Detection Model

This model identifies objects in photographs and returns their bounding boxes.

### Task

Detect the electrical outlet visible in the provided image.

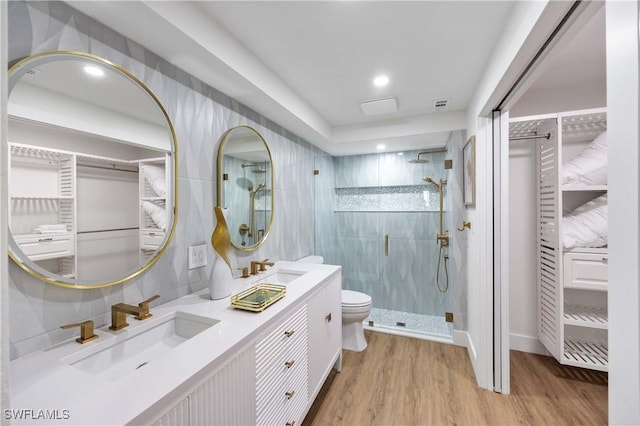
[188,244,207,269]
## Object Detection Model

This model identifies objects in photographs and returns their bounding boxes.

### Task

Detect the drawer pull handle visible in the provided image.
[286,422,295,426]
[285,390,295,400]
[602,256,608,261]
[284,330,295,338]
[325,313,332,322]
[285,360,295,368]
[38,238,54,243]
[149,232,156,237]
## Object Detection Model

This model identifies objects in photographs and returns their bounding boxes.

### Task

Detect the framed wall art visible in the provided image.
[463,136,476,207]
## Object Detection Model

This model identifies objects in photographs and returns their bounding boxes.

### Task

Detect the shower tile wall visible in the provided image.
[8,1,322,358]
[328,149,452,318]
[221,156,272,248]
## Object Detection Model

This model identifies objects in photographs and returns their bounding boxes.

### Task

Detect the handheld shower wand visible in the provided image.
[423,176,450,293]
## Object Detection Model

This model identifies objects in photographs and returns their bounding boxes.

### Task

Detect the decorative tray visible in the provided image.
[230,283,286,312]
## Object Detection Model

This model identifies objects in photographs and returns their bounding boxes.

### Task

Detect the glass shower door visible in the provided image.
[315,148,454,340]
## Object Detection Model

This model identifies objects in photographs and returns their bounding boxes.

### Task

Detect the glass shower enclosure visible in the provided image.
[314,147,455,340]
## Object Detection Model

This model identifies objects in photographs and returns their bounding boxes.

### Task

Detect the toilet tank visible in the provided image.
[296,255,324,264]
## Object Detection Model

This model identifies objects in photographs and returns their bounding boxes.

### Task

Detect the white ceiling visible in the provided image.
[67,1,521,155]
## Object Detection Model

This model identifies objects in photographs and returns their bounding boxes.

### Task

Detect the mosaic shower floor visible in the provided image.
[365,308,453,340]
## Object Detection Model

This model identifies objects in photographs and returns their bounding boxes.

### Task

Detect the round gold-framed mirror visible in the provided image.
[7,51,178,288]
[217,126,274,251]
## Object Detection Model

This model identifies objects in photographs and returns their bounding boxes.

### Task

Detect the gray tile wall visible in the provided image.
[8,1,322,358]
[316,136,468,326]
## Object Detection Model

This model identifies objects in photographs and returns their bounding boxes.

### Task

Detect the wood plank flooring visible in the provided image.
[304,331,607,425]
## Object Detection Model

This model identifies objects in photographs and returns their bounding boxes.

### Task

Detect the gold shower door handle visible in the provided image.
[384,235,389,256]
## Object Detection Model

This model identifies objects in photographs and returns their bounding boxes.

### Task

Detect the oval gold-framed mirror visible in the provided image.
[7,51,178,289]
[217,126,273,251]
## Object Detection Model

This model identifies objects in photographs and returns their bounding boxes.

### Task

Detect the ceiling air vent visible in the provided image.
[360,97,398,116]
[434,99,448,111]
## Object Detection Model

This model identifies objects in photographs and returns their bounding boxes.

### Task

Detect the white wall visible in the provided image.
[510,82,605,118]
[464,0,552,389]
[507,139,546,354]
[1,0,9,420]
[606,2,640,423]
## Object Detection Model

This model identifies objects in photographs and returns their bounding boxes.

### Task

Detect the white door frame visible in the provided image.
[492,109,510,394]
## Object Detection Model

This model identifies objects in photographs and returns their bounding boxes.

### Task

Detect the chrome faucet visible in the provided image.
[110,295,160,330]
[250,259,274,275]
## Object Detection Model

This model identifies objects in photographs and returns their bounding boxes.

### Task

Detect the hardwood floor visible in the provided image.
[303,331,607,426]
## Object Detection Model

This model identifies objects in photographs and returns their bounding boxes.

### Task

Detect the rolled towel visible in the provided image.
[142,164,166,198]
[142,201,167,231]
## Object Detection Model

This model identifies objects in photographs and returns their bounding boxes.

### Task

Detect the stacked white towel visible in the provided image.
[32,224,68,234]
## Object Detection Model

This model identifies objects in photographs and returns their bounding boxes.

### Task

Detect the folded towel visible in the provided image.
[32,224,68,234]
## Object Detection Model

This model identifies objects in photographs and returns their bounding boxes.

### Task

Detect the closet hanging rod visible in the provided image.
[509,133,551,141]
[77,227,139,235]
[76,163,138,173]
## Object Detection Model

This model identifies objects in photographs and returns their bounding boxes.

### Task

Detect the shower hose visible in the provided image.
[436,245,449,293]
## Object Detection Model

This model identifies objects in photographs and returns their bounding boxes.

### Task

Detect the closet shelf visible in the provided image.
[562,184,607,192]
[141,197,166,201]
[10,195,74,200]
[564,304,607,329]
[562,339,608,372]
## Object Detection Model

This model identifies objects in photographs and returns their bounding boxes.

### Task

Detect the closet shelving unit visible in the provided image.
[510,107,608,372]
[9,142,171,279]
[139,157,167,262]
[9,143,77,278]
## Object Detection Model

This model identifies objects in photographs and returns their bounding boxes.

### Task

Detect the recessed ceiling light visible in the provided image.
[84,65,105,77]
[376,144,386,150]
[373,75,389,87]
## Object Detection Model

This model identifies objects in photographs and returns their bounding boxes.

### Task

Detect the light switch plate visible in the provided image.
[188,244,207,269]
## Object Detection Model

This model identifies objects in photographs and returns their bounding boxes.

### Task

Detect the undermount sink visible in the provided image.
[260,270,306,284]
[64,311,219,381]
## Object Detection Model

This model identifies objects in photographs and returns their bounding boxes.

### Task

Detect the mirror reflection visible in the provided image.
[218,126,273,251]
[7,51,177,288]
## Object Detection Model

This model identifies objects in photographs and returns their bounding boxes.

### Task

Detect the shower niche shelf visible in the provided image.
[334,184,440,212]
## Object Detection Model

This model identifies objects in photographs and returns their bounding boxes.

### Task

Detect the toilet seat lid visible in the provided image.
[342,290,372,307]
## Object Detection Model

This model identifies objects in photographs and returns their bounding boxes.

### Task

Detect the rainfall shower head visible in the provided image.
[242,163,267,173]
[408,158,429,164]
[409,148,448,164]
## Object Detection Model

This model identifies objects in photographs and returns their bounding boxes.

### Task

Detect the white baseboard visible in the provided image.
[454,330,480,381]
[453,330,468,347]
[509,332,550,355]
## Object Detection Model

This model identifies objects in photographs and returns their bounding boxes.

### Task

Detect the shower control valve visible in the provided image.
[437,232,450,247]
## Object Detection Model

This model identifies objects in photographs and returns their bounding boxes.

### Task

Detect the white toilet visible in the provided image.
[296,255,372,352]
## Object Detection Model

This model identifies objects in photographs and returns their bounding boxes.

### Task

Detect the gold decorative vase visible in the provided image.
[210,207,233,300]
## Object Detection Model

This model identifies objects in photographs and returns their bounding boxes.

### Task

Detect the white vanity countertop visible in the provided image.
[9,261,341,425]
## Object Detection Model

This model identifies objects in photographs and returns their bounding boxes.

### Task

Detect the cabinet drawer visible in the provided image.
[140,230,165,249]
[15,234,74,260]
[564,252,608,291]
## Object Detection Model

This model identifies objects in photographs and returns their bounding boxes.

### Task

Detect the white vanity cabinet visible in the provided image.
[151,346,256,426]
[307,273,342,397]
[256,305,309,426]
[147,269,342,426]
